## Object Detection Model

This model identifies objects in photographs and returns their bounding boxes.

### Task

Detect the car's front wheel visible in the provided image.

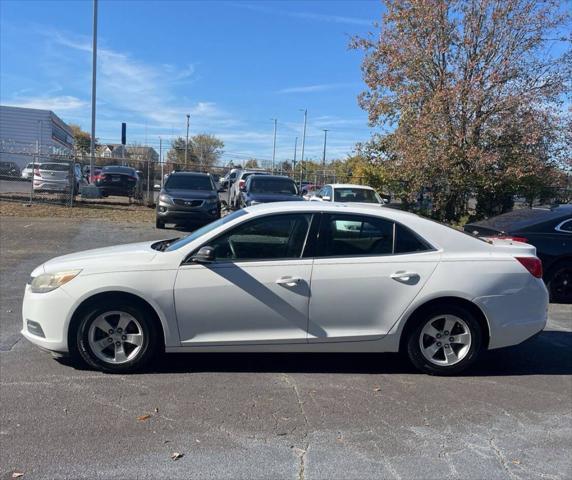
[156,218,165,229]
[75,303,159,373]
[406,305,483,375]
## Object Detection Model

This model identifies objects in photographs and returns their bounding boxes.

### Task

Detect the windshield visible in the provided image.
[165,210,248,251]
[250,178,297,195]
[334,188,381,204]
[103,166,136,175]
[39,163,69,171]
[165,175,214,191]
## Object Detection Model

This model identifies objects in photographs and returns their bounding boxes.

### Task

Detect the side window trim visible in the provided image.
[183,212,315,265]
[555,218,572,233]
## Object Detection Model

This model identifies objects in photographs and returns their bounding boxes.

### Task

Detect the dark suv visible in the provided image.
[156,172,221,229]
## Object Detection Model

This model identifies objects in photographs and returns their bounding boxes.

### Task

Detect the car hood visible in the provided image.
[248,193,304,203]
[163,189,217,200]
[39,241,159,275]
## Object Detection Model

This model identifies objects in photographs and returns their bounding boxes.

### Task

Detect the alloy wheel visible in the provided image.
[419,314,472,366]
[88,311,144,365]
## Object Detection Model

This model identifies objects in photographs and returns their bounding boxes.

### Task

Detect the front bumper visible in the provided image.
[156,204,220,223]
[475,278,549,349]
[21,284,75,352]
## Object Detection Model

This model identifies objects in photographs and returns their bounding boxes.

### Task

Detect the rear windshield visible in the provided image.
[334,188,380,203]
[102,166,136,175]
[250,178,297,194]
[39,163,70,171]
[165,175,214,191]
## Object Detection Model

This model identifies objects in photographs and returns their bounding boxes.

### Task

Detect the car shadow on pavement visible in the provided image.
[140,330,572,376]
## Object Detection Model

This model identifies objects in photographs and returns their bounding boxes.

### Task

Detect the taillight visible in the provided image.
[34,167,40,176]
[239,179,246,190]
[501,235,529,243]
[515,257,543,278]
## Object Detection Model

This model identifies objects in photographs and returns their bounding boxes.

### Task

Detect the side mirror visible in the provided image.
[192,246,215,263]
[322,195,331,201]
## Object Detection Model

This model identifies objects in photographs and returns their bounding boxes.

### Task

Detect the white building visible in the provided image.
[0,105,75,168]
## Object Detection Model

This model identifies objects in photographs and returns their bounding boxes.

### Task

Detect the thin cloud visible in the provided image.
[5,95,88,111]
[231,3,371,26]
[277,83,359,94]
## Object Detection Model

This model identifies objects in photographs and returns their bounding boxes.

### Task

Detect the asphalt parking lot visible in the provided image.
[1,216,571,480]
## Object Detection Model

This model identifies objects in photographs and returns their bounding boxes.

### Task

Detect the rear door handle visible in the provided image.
[390,271,419,282]
[276,276,301,287]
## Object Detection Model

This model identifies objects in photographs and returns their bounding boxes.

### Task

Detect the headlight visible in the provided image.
[159,194,173,204]
[30,270,81,293]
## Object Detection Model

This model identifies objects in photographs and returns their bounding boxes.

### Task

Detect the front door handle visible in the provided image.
[390,271,419,283]
[276,276,301,287]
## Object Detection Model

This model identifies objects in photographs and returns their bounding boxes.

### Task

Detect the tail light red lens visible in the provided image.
[502,235,529,243]
[239,179,246,190]
[515,257,543,278]
[34,167,40,176]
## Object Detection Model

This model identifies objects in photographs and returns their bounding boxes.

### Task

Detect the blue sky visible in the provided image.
[0,0,383,165]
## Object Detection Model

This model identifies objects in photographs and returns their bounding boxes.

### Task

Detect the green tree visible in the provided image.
[244,158,259,168]
[191,134,224,168]
[69,124,97,156]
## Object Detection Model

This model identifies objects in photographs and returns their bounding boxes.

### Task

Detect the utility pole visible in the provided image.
[292,137,298,181]
[89,0,98,183]
[321,129,328,166]
[271,118,277,174]
[322,129,329,185]
[299,109,307,191]
[185,114,190,169]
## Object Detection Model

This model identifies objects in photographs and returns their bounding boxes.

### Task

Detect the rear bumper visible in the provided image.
[98,185,135,196]
[33,180,70,192]
[475,278,549,349]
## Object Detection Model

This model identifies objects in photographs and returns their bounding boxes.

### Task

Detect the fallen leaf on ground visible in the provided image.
[137,414,152,421]
[154,407,159,413]
[12,472,24,478]
[171,452,184,461]
[512,460,521,465]
[373,386,382,392]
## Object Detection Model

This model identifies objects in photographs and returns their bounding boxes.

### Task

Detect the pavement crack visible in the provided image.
[281,374,309,480]
[489,437,520,480]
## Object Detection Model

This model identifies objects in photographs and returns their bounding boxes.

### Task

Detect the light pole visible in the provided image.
[89,0,98,183]
[322,129,329,184]
[159,137,163,188]
[292,136,298,179]
[185,114,190,168]
[299,109,307,191]
[271,118,277,174]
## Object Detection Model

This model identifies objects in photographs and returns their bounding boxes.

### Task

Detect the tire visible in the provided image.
[156,218,165,229]
[406,304,483,375]
[546,260,572,304]
[75,302,159,373]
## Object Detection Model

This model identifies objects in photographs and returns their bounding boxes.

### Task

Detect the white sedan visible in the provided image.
[22,203,548,375]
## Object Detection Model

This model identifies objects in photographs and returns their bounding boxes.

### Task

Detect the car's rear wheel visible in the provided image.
[156,218,165,229]
[76,303,159,373]
[546,260,572,304]
[406,305,483,375]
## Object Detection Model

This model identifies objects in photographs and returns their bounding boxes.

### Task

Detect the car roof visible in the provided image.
[465,205,572,233]
[244,201,416,219]
[248,175,293,181]
[326,184,376,190]
[169,171,211,177]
